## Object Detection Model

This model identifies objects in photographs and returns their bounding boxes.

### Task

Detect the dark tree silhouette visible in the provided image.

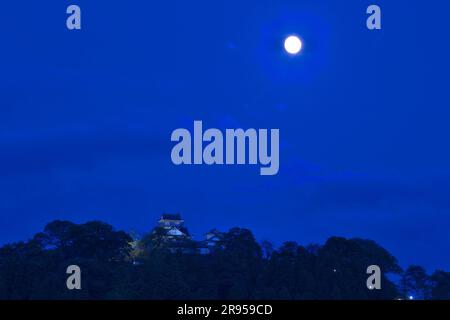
[400,265,431,300]
[430,270,450,300]
[0,220,449,300]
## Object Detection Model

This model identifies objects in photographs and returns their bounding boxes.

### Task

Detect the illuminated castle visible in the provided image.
[155,214,223,254]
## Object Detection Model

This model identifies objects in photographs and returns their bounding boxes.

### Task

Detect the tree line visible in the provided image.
[0,220,449,300]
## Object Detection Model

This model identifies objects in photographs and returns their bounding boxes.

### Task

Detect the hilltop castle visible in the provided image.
[154,213,224,254]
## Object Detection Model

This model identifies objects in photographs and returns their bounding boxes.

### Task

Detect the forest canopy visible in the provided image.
[0,220,449,300]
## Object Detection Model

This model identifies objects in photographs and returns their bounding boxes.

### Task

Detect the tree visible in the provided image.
[0,220,133,299]
[33,220,132,262]
[316,237,401,299]
[212,228,263,299]
[0,240,57,299]
[260,240,274,260]
[263,242,316,299]
[400,265,431,300]
[429,270,450,300]
[0,220,445,300]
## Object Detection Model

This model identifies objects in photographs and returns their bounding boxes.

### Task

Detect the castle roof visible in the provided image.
[160,214,183,221]
[167,227,186,236]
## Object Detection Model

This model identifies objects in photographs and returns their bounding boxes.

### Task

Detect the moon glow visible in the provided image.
[284,35,302,55]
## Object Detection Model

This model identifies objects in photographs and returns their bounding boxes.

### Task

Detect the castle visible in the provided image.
[154,213,223,254]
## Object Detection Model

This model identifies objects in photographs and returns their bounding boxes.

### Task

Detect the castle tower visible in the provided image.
[157,214,191,240]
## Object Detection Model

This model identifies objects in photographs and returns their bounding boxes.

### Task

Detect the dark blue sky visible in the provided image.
[1,1,449,271]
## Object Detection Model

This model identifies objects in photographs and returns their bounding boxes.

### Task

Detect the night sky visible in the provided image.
[1,1,449,271]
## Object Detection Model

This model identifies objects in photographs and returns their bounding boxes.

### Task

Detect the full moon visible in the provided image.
[284,35,302,55]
